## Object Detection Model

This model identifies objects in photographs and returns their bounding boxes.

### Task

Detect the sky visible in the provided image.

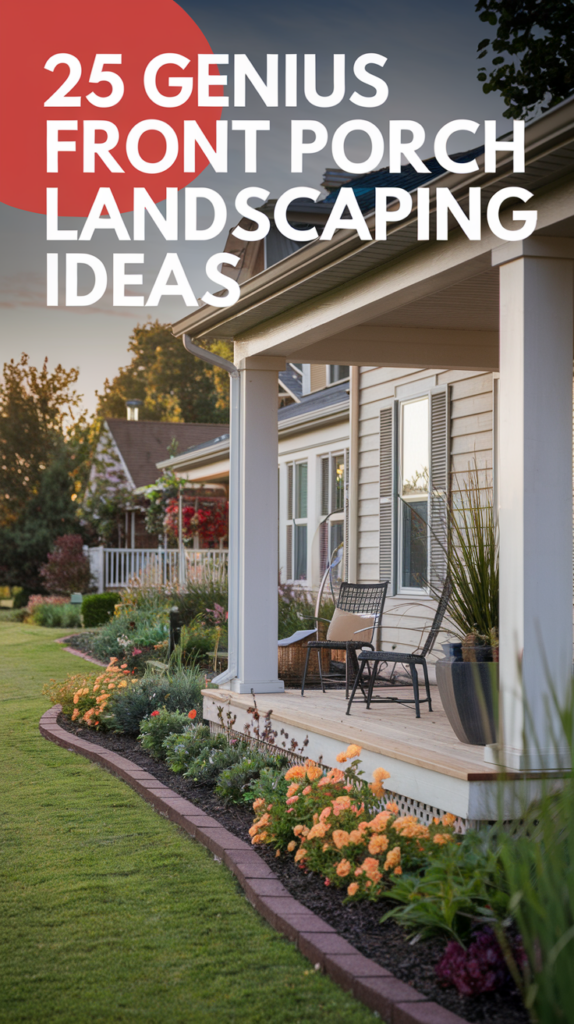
[0,0,506,415]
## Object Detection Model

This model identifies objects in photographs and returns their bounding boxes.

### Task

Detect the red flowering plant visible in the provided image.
[249,744,457,902]
[164,497,228,547]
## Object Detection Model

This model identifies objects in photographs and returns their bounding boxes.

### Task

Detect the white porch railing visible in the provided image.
[89,547,228,591]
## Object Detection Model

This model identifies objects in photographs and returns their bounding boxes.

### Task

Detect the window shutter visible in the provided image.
[343,448,349,582]
[429,386,449,591]
[286,464,293,580]
[379,402,396,588]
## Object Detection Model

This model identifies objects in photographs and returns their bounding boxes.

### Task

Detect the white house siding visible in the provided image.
[357,366,495,656]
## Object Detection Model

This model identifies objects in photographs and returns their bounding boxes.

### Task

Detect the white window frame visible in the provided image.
[327,365,350,387]
[287,459,309,582]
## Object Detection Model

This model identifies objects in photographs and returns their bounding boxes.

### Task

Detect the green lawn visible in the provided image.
[0,622,377,1024]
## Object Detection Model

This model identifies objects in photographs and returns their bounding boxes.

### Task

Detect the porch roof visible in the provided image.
[172,96,574,366]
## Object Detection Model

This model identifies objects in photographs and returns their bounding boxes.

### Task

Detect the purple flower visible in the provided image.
[435,929,519,996]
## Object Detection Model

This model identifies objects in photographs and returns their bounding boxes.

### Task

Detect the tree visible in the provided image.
[477,0,574,119]
[0,354,83,528]
[96,321,233,423]
[39,534,91,595]
[0,444,83,591]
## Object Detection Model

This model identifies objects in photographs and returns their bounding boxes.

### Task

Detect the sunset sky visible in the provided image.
[0,0,505,414]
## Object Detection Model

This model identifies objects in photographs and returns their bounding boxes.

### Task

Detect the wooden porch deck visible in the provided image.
[204,683,495,783]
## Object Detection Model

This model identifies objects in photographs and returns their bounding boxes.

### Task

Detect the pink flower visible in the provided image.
[150,710,160,718]
[132,648,142,656]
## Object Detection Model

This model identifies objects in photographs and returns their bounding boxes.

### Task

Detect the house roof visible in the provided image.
[278,365,304,402]
[105,419,227,488]
[156,380,349,473]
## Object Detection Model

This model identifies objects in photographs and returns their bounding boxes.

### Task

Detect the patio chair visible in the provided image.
[301,580,388,698]
[346,579,452,718]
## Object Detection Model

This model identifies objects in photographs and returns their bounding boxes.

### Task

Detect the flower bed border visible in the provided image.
[40,704,470,1024]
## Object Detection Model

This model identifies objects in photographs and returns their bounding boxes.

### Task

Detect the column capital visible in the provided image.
[492,235,574,266]
[236,355,286,371]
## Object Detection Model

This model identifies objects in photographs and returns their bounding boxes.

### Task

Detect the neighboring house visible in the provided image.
[87,411,227,547]
[157,373,351,590]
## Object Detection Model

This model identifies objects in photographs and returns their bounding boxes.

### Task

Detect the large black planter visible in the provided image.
[435,659,499,745]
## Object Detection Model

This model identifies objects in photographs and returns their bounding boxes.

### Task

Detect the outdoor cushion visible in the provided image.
[326,608,375,643]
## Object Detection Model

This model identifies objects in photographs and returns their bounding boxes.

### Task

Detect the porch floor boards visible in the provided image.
[206,684,497,782]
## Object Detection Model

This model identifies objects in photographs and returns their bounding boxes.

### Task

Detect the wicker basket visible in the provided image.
[278,635,331,688]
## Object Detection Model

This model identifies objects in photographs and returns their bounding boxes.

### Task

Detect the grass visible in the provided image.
[0,621,378,1024]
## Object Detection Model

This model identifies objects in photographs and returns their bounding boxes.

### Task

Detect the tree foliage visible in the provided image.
[476,0,574,119]
[96,321,233,423]
[39,534,91,595]
[0,354,83,528]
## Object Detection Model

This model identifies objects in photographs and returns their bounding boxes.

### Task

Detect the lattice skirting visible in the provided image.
[209,721,468,831]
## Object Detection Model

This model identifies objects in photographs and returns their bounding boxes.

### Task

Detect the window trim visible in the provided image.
[287,459,308,582]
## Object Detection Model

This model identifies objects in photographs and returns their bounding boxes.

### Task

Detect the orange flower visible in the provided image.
[370,811,391,832]
[71,709,79,721]
[319,806,332,822]
[385,801,399,814]
[433,833,454,846]
[188,710,197,720]
[293,824,306,837]
[332,829,351,850]
[347,882,359,896]
[307,822,328,840]
[332,796,351,816]
[394,866,402,876]
[361,857,382,883]
[348,829,364,845]
[368,833,389,855]
[302,785,312,795]
[286,782,300,798]
[373,767,391,783]
[285,765,306,781]
[345,744,362,759]
[305,765,323,782]
[252,798,265,811]
[294,846,307,864]
[286,795,299,806]
[336,752,348,763]
[93,683,100,692]
[442,813,456,828]
[287,841,297,852]
[383,846,401,871]
[336,859,352,878]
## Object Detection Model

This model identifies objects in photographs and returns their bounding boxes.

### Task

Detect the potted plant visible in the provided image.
[432,467,499,745]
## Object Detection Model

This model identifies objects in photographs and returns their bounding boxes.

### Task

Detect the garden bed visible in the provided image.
[56,711,528,1024]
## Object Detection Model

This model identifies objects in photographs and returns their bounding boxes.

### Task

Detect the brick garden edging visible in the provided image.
[39,704,470,1024]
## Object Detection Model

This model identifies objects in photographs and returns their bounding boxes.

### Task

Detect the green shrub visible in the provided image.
[138,709,191,760]
[89,606,169,665]
[174,576,228,626]
[163,726,225,775]
[215,751,288,806]
[183,740,251,785]
[381,829,510,945]
[180,616,222,662]
[105,665,203,736]
[12,586,30,609]
[82,592,121,627]
[30,602,82,628]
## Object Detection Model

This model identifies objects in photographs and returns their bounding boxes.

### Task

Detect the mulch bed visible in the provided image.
[56,712,528,1024]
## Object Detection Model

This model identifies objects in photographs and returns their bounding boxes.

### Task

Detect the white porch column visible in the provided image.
[228,356,285,693]
[492,237,574,770]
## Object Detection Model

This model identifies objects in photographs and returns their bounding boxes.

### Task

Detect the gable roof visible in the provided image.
[105,419,227,489]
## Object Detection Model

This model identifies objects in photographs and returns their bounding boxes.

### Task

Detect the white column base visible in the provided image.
[484,743,571,771]
[226,677,285,694]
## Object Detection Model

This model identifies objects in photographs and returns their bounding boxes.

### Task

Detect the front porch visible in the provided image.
[203,682,556,826]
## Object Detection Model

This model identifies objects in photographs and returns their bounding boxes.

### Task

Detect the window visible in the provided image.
[286,461,308,581]
[327,365,350,385]
[399,397,429,590]
[379,388,448,595]
[319,452,347,577]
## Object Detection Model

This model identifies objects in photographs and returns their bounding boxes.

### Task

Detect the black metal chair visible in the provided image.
[346,579,452,718]
[301,581,388,698]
